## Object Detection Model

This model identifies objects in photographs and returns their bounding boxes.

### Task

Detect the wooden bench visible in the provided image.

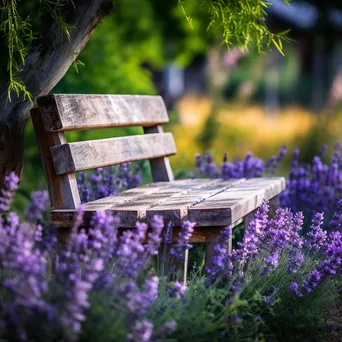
[31,94,285,265]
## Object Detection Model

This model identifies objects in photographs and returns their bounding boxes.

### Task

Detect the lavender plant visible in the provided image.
[0,172,341,342]
[77,163,142,203]
[280,144,342,223]
[193,144,342,227]
[192,147,286,180]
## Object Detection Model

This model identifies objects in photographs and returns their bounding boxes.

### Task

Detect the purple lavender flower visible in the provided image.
[290,281,303,297]
[161,221,173,245]
[157,321,177,338]
[25,191,49,223]
[204,153,220,178]
[329,199,342,231]
[261,251,279,276]
[205,226,233,283]
[88,211,119,261]
[126,277,159,320]
[77,163,142,202]
[0,172,19,213]
[116,227,146,277]
[168,281,187,299]
[170,220,195,260]
[221,153,232,180]
[127,320,154,342]
[292,230,341,296]
[195,153,203,175]
[305,213,327,251]
[146,215,164,256]
[302,269,321,293]
[232,202,269,263]
[229,314,242,324]
[0,206,51,341]
[288,248,304,274]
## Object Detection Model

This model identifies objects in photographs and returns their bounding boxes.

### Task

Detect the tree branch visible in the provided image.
[0,0,114,184]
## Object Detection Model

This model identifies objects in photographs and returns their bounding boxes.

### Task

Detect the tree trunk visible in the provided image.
[0,0,114,186]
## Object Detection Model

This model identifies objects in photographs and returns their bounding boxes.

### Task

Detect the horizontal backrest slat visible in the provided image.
[50,133,177,175]
[37,94,169,132]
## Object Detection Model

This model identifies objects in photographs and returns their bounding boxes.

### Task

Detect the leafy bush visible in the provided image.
[0,172,340,342]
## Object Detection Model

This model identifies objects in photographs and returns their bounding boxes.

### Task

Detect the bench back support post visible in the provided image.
[31,108,81,209]
[144,125,174,182]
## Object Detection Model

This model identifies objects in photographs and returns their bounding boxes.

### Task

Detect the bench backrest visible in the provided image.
[31,94,177,210]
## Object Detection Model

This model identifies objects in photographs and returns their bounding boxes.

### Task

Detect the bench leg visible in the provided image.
[156,242,189,285]
[205,227,233,268]
[183,249,189,284]
[243,195,280,231]
[243,209,257,231]
[269,195,279,216]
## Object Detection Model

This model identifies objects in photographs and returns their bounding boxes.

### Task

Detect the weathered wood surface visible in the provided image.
[146,179,245,226]
[109,179,229,226]
[188,177,286,226]
[31,108,81,209]
[51,178,285,228]
[51,179,217,227]
[143,125,174,182]
[37,94,169,132]
[50,133,177,175]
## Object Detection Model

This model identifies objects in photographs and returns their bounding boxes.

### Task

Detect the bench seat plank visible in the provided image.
[146,179,245,226]
[187,177,286,226]
[51,177,285,228]
[52,179,218,227]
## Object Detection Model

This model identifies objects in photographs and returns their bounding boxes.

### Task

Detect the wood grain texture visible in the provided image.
[50,133,177,175]
[146,179,245,226]
[50,177,285,229]
[143,125,174,182]
[188,177,286,226]
[51,179,217,227]
[30,108,81,209]
[99,179,218,226]
[37,94,169,132]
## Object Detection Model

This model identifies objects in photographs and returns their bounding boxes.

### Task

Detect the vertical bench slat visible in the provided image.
[31,108,81,209]
[143,125,174,182]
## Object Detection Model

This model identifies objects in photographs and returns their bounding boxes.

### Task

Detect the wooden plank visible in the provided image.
[37,94,169,132]
[50,133,177,175]
[30,108,81,209]
[144,125,174,182]
[109,179,219,226]
[146,179,246,226]
[51,179,218,227]
[188,177,286,226]
[85,179,207,209]
[204,219,243,267]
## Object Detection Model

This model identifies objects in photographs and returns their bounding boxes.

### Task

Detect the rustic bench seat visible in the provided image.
[52,177,285,230]
[31,94,285,262]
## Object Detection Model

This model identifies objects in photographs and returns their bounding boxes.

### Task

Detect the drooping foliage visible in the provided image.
[0,0,291,100]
